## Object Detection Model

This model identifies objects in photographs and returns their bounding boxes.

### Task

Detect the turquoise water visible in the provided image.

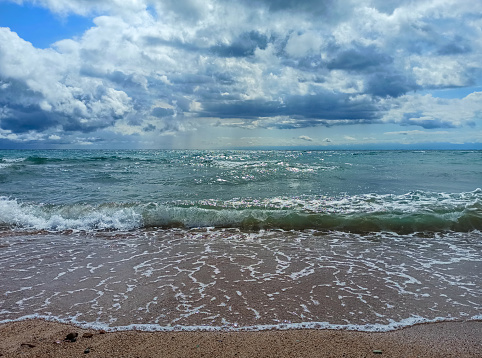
[0,150,481,232]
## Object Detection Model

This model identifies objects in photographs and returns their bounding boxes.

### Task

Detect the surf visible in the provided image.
[1,189,480,233]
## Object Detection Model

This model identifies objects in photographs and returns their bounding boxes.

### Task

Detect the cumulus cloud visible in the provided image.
[0,0,481,147]
[0,27,133,136]
[382,92,482,129]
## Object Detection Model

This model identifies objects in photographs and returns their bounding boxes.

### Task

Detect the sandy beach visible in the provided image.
[0,319,480,357]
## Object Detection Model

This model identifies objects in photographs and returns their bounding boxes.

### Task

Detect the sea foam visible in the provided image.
[0,190,481,233]
[1,314,480,333]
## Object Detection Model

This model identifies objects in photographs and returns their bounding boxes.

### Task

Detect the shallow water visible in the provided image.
[1,228,480,331]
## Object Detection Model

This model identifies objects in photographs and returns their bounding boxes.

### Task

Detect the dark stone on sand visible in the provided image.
[21,343,36,348]
[83,333,94,338]
[99,330,106,334]
[84,348,91,354]
[65,332,78,342]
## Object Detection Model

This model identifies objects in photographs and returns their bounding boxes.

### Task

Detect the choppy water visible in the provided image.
[0,150,481,331]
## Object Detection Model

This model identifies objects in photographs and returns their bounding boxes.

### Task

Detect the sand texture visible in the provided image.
[0,319,481,357]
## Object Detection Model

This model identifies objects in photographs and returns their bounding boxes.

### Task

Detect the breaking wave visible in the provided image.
[0,189,481,233]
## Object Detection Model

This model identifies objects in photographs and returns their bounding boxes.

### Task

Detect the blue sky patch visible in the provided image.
[0,2,92,48]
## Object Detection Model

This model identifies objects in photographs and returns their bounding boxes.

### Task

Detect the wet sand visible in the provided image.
[2,230,480,330]
[0,319,480,357]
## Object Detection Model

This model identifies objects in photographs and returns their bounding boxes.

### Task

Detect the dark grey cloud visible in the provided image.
[199,91,382,128]
[142,36,202,53]
[241,0,342,19]
[151,107,175,118]
[62,116,116,133]
[399,112,457,129]
[282,42,415,98]
[169,74,213,86]
[143,123,156,132]
[0,79,58,133]
[437,41,472,56]
[394,16,475,59]
[210,31,269,58]
[0,102,116,135]
[282,55,325,72]
[80,67,146,89]
[0,70,131,136]
[0,106,58,133]
[327,45,393,72]
[0,78,43,107]
[366,72,419,98]
[253,0,332,11]
[283,93,381,121]
[154,0,207,22]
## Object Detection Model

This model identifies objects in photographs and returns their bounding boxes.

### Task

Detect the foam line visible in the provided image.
[1,314,481,333]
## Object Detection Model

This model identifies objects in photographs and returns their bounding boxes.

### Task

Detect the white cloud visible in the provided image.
[0,27,133,134]
[285,31,323,58]
[413,58,474,88]
[382,92,482,128]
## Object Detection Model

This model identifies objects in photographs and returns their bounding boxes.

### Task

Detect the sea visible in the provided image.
[0,149,481,332]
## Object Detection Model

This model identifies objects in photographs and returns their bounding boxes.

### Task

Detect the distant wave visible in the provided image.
[1,155,157,166]
[0,157,26,169]
[23,155,144,164]
[1,190,481,233]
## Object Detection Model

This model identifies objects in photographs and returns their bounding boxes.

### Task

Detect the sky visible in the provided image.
[0,0,482,149]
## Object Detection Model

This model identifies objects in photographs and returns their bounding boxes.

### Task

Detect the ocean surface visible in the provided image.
[0,150,481,332]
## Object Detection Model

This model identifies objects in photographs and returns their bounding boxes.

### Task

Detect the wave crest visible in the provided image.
[1,190,481,233]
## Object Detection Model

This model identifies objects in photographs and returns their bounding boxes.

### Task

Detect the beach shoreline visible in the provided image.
[1,319,480,357]
[1,150,481,357]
